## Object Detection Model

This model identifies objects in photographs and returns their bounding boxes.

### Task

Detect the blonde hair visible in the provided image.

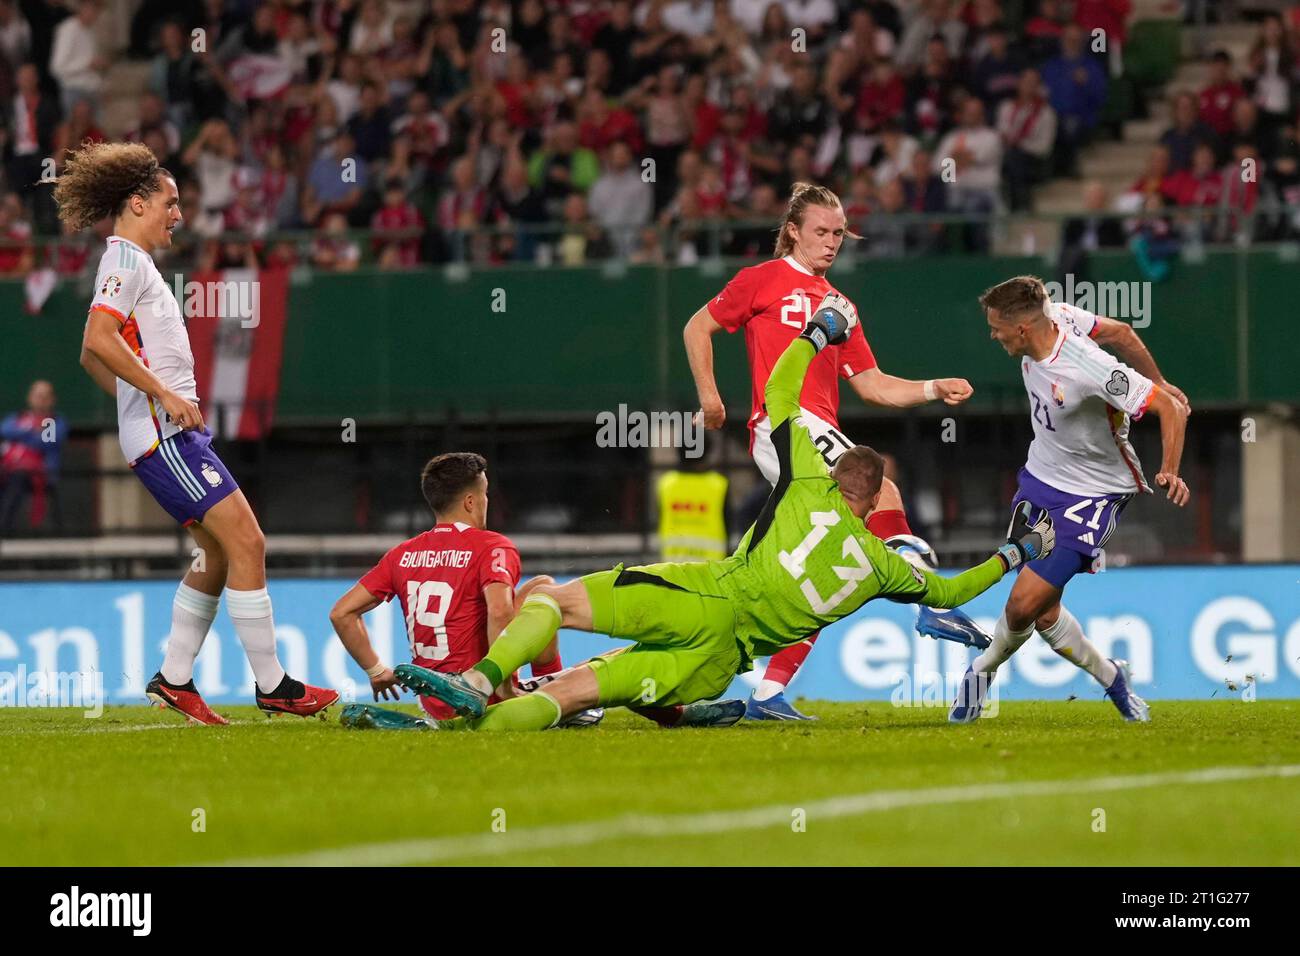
[773,182,860,257]
[52,141,173,231]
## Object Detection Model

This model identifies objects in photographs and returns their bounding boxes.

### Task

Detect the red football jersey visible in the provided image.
[707,255,876,440]
[360,522,520,718]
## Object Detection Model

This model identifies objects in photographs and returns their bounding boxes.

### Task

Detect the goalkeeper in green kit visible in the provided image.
[394,293,1057,730]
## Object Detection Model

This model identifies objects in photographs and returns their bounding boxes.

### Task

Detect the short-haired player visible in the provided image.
[950,276,1190,723]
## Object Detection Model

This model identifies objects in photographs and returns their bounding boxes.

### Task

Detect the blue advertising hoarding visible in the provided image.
[1,567,1298,707]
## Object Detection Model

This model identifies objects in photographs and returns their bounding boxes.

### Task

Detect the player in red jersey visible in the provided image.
[329,452,571,727]
[684,182,986,720]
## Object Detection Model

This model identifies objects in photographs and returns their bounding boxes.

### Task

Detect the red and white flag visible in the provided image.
[187,267,290,440]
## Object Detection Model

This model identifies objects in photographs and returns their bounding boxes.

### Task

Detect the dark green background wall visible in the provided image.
[4,249,1292,425]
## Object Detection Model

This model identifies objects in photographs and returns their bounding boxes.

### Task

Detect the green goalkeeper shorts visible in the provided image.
[580,561,741,708]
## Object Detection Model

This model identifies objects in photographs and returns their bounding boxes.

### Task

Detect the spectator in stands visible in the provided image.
[593,0,638,94]
[1165,142,1223,209]
[1266,111,1300,237]
[1060,180,1125,276]
[5,62,59,231]
[998,67,1058,210]
[439,154,491,253]
[302,130,368,226]
[1,378,65,532]
[1225,97,1271,164]
[310,211,360,271]
[150,20,199,129]
[52,97,106,165]
[579,87,644,154]
[1041,22,1107,176]
[935,97,1002,251]
[907,35,958,147]
[902,147,948,253]
[0,191,32,275]
[125,92,181,159]
[1199,50,1246,142]
[971,23,1024,117]
[182,118,240,220]
[589,141,653,257]
[1024,0,1066,62]
[863,177,908,258]
[556,192,611,265]
[1125,143,1179,206]
[494,156,547,262]
[0,0,31,70]
[528,119,600,219]
[49,0,106,115]
[371,179,424,268]
[1245,14,1294,140]
[857,58,907,137]
[727,180,782,256]
[1159,91,1218,172]
[347,80,394,163]
[1073,0,1131,77]
[898,0,967,72]
[841,7,896,62]
[871,120,920,186]
[964,0,1008,64]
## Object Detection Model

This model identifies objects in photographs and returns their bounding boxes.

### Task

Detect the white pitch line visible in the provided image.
[1,720,262,736]
[218,763,1300,867]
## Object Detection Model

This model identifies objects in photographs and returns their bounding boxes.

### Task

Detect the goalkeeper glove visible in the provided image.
[996,501,1056,571]
[800,291,859,351]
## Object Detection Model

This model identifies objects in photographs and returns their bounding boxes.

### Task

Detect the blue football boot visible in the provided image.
[1104,659,1150,722]
[745,691,817,721]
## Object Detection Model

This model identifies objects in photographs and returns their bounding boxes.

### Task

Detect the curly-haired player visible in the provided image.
[56,141,338,723]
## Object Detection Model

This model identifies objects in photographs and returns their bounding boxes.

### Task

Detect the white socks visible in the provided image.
[752,679,786,702]
[225,587,286,694]
[972,613,1035,675]
[1037,606,1117,687]
[160,583,220,685]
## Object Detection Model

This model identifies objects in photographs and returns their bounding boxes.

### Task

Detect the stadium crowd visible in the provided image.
[0,0,1298,270]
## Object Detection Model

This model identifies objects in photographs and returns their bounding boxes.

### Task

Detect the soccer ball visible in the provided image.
[884,534,938,570]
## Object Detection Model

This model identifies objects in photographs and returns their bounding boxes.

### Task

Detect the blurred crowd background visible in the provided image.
[1,0,1299,273]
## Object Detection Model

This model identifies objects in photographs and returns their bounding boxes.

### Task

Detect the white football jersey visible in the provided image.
[1021,302,1154,496]
[90,236,198,464]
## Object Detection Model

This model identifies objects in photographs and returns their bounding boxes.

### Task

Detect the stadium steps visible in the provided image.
[1004,15,1262,253]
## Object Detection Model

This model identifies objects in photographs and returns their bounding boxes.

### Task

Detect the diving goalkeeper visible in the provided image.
[394,295,1056,730]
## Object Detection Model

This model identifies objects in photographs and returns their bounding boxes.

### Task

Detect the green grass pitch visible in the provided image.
[2,700,1298,866]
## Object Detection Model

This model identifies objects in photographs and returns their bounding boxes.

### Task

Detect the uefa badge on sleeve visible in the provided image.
[101,275,123,298]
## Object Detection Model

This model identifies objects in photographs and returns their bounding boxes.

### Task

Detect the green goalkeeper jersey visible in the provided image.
[710,336,1005,661]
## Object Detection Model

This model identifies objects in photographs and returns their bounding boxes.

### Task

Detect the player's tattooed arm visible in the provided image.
[329,583,401,700]
[1148,387,1191,506]
[1090,316,1189,413]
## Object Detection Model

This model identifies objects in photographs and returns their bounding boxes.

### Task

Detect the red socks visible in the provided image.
[866,508,913,540]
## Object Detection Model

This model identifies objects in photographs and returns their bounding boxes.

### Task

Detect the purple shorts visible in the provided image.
[131,428,239,526]
[1011,467,1132,588]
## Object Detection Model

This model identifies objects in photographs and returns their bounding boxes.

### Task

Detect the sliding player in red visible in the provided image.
[330,452,574,729]
[684,182,985,720]
[59,142,336,723]
[331,452,744,731]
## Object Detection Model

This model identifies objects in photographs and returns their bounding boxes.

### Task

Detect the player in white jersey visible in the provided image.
[950,276,1190,723]
[55,141,337,724]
